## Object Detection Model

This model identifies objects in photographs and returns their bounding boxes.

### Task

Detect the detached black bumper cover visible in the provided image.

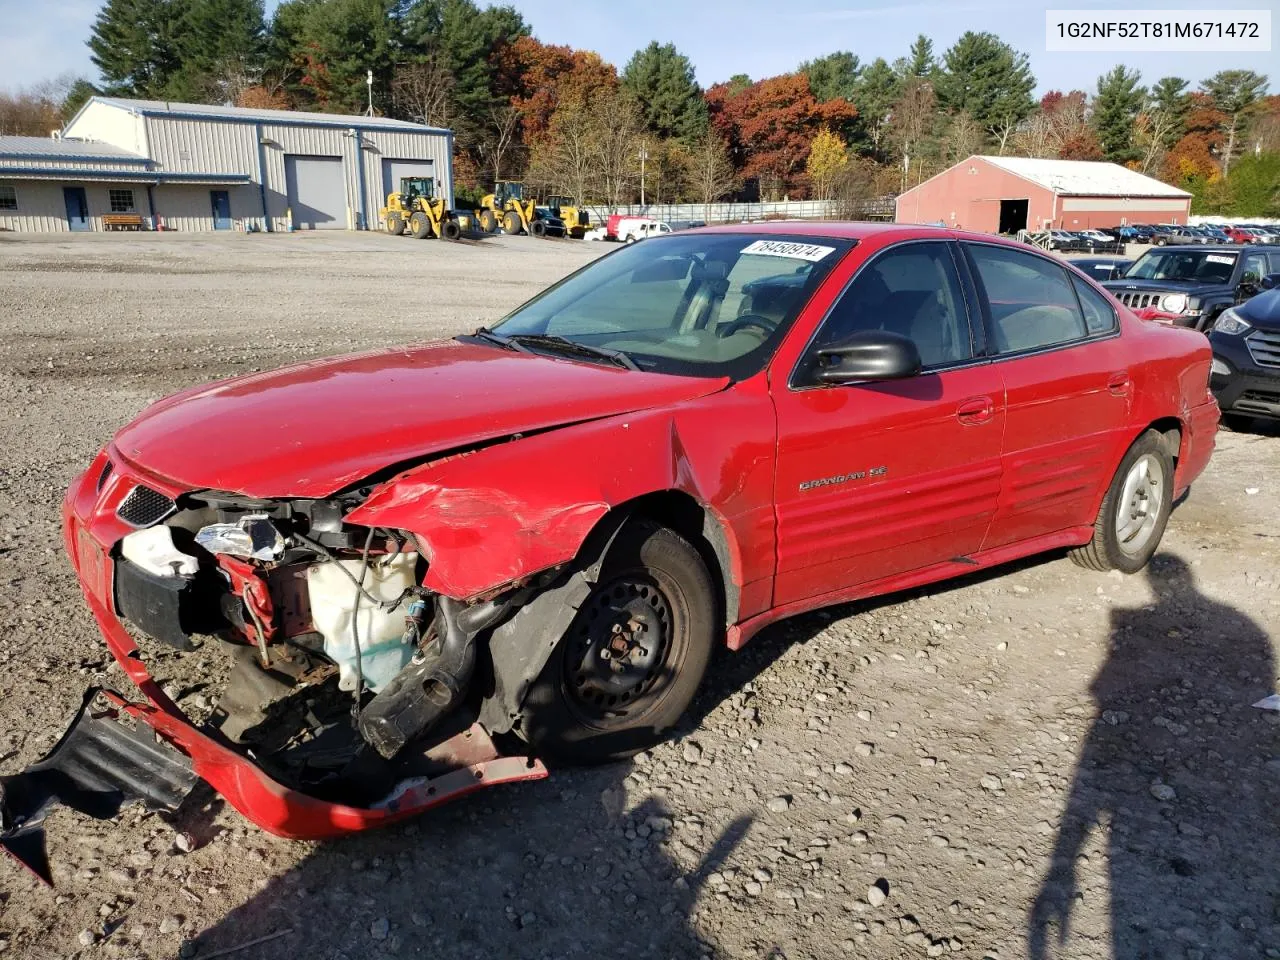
[0,688,198,884]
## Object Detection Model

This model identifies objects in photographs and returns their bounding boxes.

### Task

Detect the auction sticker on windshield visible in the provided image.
[741,240,836,261]
[1207,254,1236,265]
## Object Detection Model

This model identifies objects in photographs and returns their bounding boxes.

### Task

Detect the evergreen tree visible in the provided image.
[902,34,935,78]
[88,0,190,97]
[799,52,860,103]
[850,58,901,155]
[1092,65,1145,163]
[621,42,707,143]
[936,31,1035,135]
[61,79,101,122]
[1202,69,1269,175]
[1150,76,1191,147]
[295,0,398,113]
[174,0,267,102]
[725,74,752,97]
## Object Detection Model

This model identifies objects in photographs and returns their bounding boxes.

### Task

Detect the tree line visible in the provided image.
[1,0,1275,216]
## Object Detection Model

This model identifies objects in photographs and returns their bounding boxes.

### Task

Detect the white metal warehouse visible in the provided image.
[0,97,453,233]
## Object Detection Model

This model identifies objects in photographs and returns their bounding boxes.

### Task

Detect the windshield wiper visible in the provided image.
[467,326,531,352]
[507,334,639,371]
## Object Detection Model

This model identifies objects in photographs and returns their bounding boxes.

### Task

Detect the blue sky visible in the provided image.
[1,0,1274,97]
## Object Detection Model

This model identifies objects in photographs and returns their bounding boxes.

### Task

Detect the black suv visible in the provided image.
[1103,245,1280,331]
[1209,286,1280,425]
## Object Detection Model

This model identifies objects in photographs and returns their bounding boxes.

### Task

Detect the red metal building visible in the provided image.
[895,156,1192,233]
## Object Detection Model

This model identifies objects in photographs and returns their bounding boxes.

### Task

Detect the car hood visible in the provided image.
[1236,289,1280,331]
[1104,277,1227,294]
[111,340,727,498]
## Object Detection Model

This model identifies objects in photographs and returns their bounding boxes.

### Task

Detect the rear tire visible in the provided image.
[502,211,522,235]
[386,213,405,236]
[441,219,462,241]
[409,212,432,239]
[518,522,715,765]
[1069,431,1173,573]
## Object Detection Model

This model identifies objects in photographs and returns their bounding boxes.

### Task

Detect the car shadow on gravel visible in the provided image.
[185,772,750,960]
[1029,553,1279,959]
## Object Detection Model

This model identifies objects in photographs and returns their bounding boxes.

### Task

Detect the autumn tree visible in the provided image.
[499,36,617,143]
[1011,90,1090,159]
[689,130,738,220]
[707,73,856,199]
[806,128,848,200]
[621,42,707,143]
[391,56,454,126]
[1092,66,1145,163]
[1201,69,1269,175]
[0,87,64,136]
[936,31,1035,139]
[1162,92,1227,184]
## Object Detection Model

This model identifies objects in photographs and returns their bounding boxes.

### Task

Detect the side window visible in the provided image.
[1071,276,1118,335]
[1242,253,1268,281]
[966,244,1087,354]
[811,242,973,369]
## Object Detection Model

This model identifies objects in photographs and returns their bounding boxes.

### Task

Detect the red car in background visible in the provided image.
[2,223,1219,881]
[1222,226,1258,244]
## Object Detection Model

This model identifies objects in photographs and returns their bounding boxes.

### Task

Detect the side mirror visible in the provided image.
[1261,273,1280,291]
[812,330,922,385]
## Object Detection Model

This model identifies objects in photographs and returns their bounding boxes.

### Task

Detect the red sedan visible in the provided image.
[3,223,1218,879]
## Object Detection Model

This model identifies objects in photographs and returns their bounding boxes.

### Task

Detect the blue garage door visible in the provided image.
[284,155,346,230]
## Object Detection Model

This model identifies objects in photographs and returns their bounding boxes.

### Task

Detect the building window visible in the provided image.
[109,189,135,212]
[0,185,15,211]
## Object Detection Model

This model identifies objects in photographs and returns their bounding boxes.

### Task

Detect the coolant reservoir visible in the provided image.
[307,552,418,693]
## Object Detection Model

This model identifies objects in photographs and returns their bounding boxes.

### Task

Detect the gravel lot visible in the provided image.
[1,231,1277,960]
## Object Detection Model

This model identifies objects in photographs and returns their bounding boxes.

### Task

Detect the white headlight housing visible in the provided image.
[1213,307,1252,336]
[1211,357,1231,377]
[1159,293,1189,314]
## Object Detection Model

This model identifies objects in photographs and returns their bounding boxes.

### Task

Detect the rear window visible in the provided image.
[965,244,1087,354]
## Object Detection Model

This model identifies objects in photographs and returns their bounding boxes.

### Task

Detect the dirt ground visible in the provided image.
[0,231,1277,960]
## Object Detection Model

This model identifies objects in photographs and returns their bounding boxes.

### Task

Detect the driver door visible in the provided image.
[770,241,1005,606]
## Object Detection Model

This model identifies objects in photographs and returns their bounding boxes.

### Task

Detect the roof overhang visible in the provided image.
[0,167,159,183]
[155,172,253,185]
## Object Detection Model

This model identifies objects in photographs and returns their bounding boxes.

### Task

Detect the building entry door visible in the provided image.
[210,190,232,230]
[63,187,90,231]
[998,198,1029,234]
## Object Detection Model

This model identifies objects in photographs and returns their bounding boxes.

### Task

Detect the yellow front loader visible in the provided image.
[382,176,463,240]
[544,195,589,239]
[475,181,558,238]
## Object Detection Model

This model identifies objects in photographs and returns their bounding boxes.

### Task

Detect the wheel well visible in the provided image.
[599,491,735,631]
[1145,417,1182,462]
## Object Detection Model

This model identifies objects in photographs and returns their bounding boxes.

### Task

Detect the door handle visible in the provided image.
[1107,372,1131,396]
[956,396,994,425]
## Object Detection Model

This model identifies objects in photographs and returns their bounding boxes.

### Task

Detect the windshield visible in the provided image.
[490,233,854,379]
[1125,249,1238,283]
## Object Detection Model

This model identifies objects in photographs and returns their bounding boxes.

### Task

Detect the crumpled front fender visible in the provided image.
[346,393,773,603]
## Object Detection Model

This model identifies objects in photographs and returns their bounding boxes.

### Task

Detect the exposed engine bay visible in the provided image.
[112,488,552,798]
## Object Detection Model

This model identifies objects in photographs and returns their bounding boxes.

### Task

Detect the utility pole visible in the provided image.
[365,70,374,117]
[639,144,649,208]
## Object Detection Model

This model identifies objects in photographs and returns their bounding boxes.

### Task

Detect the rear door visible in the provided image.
[771,240,1005,606]
[961,242,1132,549]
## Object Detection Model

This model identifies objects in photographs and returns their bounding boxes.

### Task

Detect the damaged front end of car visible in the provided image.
[2,449,560,883]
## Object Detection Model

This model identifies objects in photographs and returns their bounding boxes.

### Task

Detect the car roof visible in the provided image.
[691,221,1028,249]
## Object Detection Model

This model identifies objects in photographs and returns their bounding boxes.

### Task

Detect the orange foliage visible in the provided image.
[706,74,857,196]
[1161,93,1227,183]
[496,36,617,142]
[1059,129,1104,160]
[237,86,290,110]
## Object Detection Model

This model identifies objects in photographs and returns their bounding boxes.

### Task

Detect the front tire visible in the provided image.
[1070,431,1173,573]
[518,522,715,764]
[409,212,432,239]
[502,211,522,235]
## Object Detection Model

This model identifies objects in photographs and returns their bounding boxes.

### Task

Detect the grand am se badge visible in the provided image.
[798,466,888,491]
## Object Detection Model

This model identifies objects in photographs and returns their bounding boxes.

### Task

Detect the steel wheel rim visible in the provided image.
[562,572,680,728]
[1115,453,1163,556]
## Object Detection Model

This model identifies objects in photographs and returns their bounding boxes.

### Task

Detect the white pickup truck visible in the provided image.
[587,216,674,242]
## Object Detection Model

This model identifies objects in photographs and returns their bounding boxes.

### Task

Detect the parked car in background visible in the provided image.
[1103,245,1280,330]
[3,222,1219,869]
[1209,285,1280,428]
[1149,225,1178,245]
[1070,256,1134,282]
